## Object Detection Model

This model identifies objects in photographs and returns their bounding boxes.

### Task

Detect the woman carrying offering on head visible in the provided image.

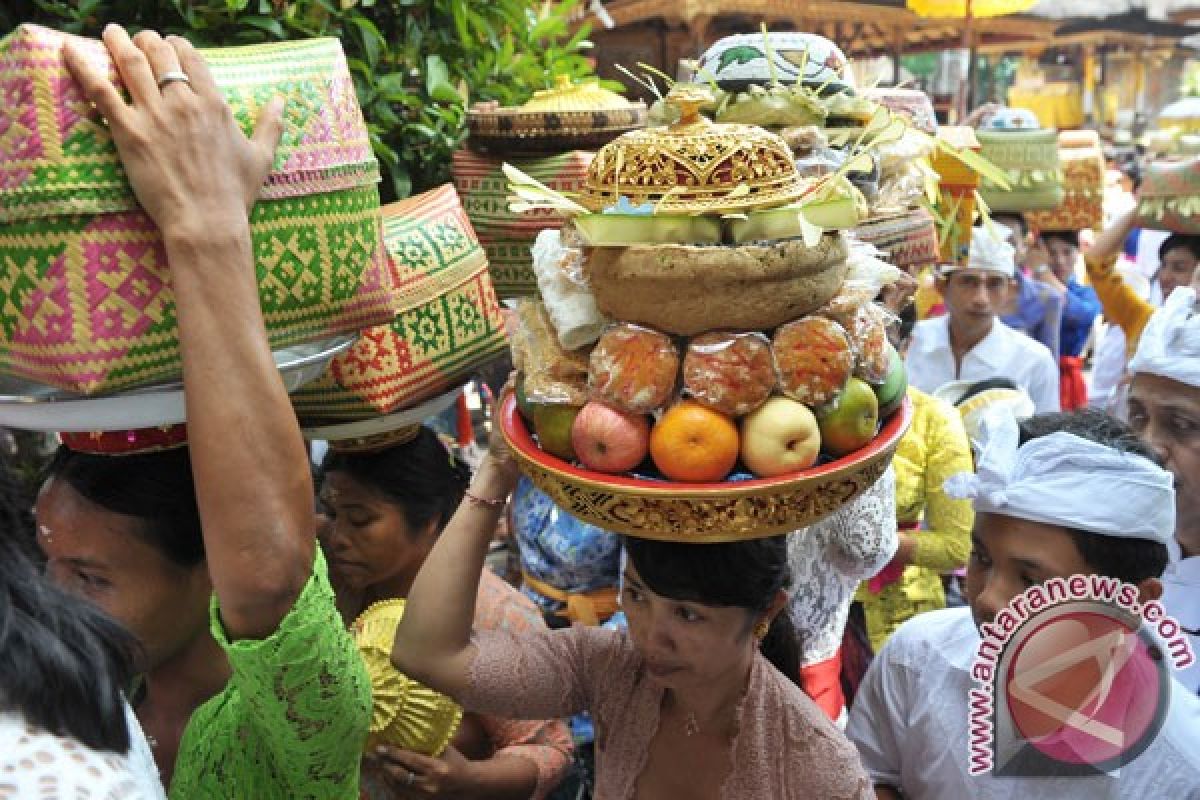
[37,26,371,797]
[384,415,873,799]
[319,427,573,799]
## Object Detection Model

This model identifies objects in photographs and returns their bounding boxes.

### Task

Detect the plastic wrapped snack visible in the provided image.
[513,298,590,406]
[682,332,776,417]
[530,229,610,350]
[773,317,854,407]
[823,302,893,385]
[588,324,680,414]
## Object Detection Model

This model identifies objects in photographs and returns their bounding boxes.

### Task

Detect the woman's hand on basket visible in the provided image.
[62,25,283,242]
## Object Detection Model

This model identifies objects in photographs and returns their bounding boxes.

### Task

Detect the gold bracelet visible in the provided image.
[463,489,507,509]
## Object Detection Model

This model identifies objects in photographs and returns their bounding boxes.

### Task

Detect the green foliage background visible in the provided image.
[2,0,608,201]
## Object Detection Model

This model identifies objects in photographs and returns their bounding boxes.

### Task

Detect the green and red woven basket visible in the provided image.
[290,184,509,420]
[0,25,395,395]
[452,148,593,298]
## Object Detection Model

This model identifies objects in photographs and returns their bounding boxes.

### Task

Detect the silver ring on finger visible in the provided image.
[157,70,191,90]
[405,770,417,787]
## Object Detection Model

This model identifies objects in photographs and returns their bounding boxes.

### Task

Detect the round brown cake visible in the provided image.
[584,233,849,336]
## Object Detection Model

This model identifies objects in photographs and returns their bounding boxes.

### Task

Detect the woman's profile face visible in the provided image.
[35,477,212,670]
[319,471,436,593]
[619,560,761,692]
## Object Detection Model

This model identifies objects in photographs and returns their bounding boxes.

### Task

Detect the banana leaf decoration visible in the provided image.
[503,162,590,216]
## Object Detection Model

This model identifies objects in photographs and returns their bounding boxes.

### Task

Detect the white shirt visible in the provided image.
[0,703,165,799]
[907,316,1061,413]
[1162,555,1200,695]
[788,466,898,666]
[847,607,1200,799]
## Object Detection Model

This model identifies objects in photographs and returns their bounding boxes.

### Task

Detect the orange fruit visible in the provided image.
[650,401,740,482]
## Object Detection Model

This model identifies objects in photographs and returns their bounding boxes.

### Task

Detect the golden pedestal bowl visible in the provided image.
[352,598,464,755]
[499,393,912,542]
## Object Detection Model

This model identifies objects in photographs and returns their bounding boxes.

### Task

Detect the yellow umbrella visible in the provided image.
[908,0,1037,16]
[907,0,1039,119]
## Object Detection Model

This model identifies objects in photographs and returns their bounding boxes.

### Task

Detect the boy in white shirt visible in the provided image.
[847,409,1200,799]
[907,227,1060,413]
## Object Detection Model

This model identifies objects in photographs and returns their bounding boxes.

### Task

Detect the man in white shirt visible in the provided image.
[907,227,1060,413]
[1126,287,1200,694]
[847,409,1200,798]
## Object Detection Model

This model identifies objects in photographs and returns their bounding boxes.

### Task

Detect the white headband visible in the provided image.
[943,226,1016,277]
[1129,287,1200,389]
[944,409,1177,556]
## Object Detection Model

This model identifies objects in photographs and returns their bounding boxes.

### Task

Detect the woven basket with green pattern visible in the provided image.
[0,25,395,395]
[977,129,1064,213]
[451,148,593,298]
[291,184,509,420]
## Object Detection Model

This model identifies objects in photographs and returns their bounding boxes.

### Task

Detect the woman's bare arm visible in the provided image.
[64,27,314,640]
[391,449,518,697]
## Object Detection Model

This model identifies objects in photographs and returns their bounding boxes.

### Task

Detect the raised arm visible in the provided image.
[1082,211,1156,345]
[64,27,313,640]
[391,427,520,697]
[1089,210,1137,265]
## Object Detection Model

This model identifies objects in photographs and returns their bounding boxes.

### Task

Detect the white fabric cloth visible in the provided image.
[1136,229,1171,282]
[0,704,165,799]
[943,409,1177,551]
[1089,323,1130,413]
[1162,555,1200,695]
[942,226,1016,277]
[932,380,1036,450]
[907,316,1061,413]
[1129,287,1200,389]
[788,466,898,666]
[846,607,1200,799]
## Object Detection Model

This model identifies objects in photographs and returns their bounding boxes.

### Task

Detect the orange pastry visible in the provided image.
[824,303,892,386]
[682,332,776,417]
[589,324,680,414]
[772,317,853,407]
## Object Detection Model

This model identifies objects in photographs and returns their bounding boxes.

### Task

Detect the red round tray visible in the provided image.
[500,393,912,542]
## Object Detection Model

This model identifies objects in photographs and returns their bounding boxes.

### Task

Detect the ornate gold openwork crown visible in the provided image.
[579,87,809,215]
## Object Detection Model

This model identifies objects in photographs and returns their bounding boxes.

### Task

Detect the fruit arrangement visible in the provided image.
[505,85,910,495]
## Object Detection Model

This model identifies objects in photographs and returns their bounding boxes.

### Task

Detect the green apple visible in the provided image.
[740,396,821,478]
[817,377,880,457]
[874,345,907,418]
[532,403,582,462]
[515,374,536,423]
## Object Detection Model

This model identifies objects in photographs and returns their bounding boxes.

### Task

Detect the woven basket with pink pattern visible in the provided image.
[0,25,395,394]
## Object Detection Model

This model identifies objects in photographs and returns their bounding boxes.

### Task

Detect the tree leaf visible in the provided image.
[349,14,385,67]
[240,16,285,38]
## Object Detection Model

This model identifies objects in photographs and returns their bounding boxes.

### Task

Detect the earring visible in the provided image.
[753,620,770,641]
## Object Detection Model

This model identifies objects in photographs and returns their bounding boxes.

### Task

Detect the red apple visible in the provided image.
[571,401,651,473]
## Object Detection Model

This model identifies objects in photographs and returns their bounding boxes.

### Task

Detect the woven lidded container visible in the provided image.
[467,76,646,155]
[579,88,810,215]
[861,88,937,135]
[1136,157,1200,234]
[976,129,1064,213]
[291,185,507,420]
[452,148,593,298]
[1026,134,1105,232]
[853,208,940,271]
[0,25,395,394]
